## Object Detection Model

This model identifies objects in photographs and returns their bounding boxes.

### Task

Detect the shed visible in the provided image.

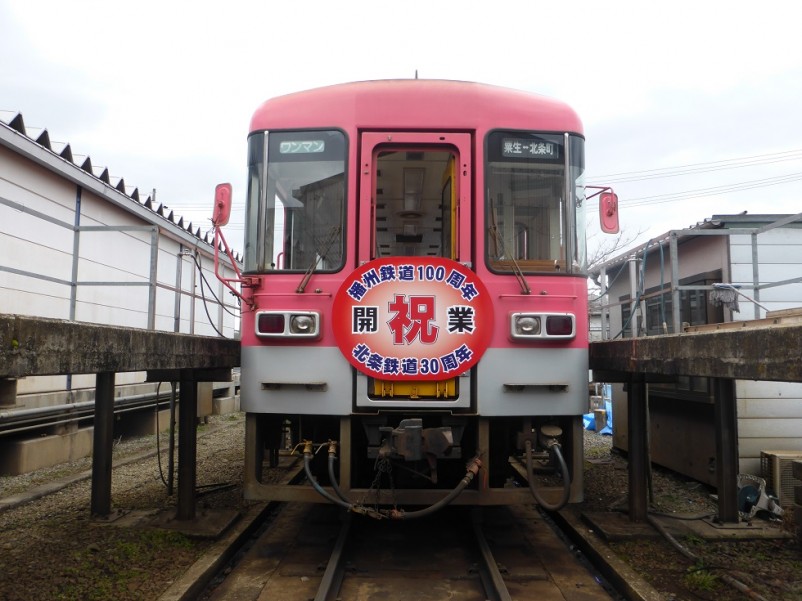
[590,214,802,488]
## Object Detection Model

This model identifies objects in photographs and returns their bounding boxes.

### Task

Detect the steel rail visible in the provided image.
[313,512,352,601]
[471,507,513,601]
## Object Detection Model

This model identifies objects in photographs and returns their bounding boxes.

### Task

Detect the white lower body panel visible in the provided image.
[241,346,352,414]
[476,347,588,416]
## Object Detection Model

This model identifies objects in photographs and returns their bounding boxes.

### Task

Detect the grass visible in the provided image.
[53,529,196,600]
[682,533,704,546]
[684,565,719,592]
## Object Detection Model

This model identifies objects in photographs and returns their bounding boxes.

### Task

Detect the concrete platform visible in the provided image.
[0,391,240,476]
[0,426,94,475]
[554,509,665,601]
[581,510,791,542]
[213,395,239,415]
[148,507,241,539]
[157,503,274,601]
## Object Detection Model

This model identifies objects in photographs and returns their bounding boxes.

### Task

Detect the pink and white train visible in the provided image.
[213,80,618,516]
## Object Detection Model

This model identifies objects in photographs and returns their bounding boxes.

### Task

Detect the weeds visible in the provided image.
[54,529,196,600]
[684,565,719,592]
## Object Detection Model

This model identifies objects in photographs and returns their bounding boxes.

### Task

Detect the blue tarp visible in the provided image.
[584,400,613,436]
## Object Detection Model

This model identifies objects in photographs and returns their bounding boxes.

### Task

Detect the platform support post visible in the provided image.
[177,370,198,520]
[91,371,115,517]
[714,377,740,523]
[628,374,648,522]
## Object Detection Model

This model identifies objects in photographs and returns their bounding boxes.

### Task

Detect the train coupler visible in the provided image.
[377,418,454,462]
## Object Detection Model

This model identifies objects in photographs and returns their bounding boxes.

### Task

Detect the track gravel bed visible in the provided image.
[1,417,800,600]
[581,430,802,600]
[0,414,249,601]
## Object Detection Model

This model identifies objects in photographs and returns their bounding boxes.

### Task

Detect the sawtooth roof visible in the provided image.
[0,110,241,263]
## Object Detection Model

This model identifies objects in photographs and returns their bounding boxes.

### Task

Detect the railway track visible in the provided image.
[201,499,622,600]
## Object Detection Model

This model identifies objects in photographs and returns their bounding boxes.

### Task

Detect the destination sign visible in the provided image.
[501,137,559,159]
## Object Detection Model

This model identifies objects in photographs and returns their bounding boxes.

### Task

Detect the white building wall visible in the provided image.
[0,129,241,400]
[0,151,75,320]
[730,229,802,475]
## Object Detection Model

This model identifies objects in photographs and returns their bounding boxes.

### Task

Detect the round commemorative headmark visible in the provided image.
[332,257,494,381]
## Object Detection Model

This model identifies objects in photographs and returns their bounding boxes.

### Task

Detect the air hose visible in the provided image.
[307,440,482,520]
[302,441,354,511]
[524,439,571,511]
[326,441,352,503]
[384,456,482,520]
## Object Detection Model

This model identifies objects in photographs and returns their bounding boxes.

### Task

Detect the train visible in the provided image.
[212,79,618,517]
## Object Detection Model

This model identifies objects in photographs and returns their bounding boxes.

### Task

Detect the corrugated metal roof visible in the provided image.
[590,213,802,276]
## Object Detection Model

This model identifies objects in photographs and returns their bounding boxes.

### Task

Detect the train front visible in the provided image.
[235,81,596,511]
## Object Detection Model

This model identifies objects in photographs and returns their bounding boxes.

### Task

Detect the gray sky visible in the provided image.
[3,0,801,256]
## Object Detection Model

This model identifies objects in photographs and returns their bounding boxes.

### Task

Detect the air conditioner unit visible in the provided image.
[760,450,802,506]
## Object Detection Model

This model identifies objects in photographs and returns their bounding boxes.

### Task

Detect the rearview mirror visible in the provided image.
[212,183,232,227]
[599,191,619,234]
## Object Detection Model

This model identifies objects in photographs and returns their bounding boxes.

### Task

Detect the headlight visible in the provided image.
[512,315,541,337]
[290,314,315,334]
[256,311,320,338]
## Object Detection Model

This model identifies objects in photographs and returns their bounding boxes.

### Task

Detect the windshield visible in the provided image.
[485,131,586,274]
[243,130,346,273]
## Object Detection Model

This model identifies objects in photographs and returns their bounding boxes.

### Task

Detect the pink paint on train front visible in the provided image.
[475,276,590,351]
[250,80,583,136]
[238,274,341,347]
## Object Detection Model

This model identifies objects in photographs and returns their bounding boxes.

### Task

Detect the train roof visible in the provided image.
[249,80,583,135]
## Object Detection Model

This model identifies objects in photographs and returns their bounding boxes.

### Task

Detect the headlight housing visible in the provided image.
[256,311,320,339]
[510,313,575,341]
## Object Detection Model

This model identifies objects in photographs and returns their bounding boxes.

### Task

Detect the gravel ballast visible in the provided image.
[1,416,800,601]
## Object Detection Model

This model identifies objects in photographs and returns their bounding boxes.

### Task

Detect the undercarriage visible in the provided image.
[244,412,584,508]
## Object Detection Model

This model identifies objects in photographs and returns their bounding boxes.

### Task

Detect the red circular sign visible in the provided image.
[332,257,494,381]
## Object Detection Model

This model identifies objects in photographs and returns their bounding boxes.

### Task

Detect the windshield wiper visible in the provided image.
[296,225,341,293]
[488,225,531,295]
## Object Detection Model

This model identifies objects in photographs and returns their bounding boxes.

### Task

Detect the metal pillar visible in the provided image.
[750,232,761,320]
[669,232,681,333]
[168,382,177,496]
[244,412,263,487]
[91,371,115,517]
[147,226,159,330]
[628,374,648,522]
[714,378,740,523]
[628,257,639,338]
[177,370,198,520]
[478,417,491,496]
[600,266,610,340]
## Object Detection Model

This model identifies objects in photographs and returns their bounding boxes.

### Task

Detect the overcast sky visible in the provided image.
[2,0,801,257]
